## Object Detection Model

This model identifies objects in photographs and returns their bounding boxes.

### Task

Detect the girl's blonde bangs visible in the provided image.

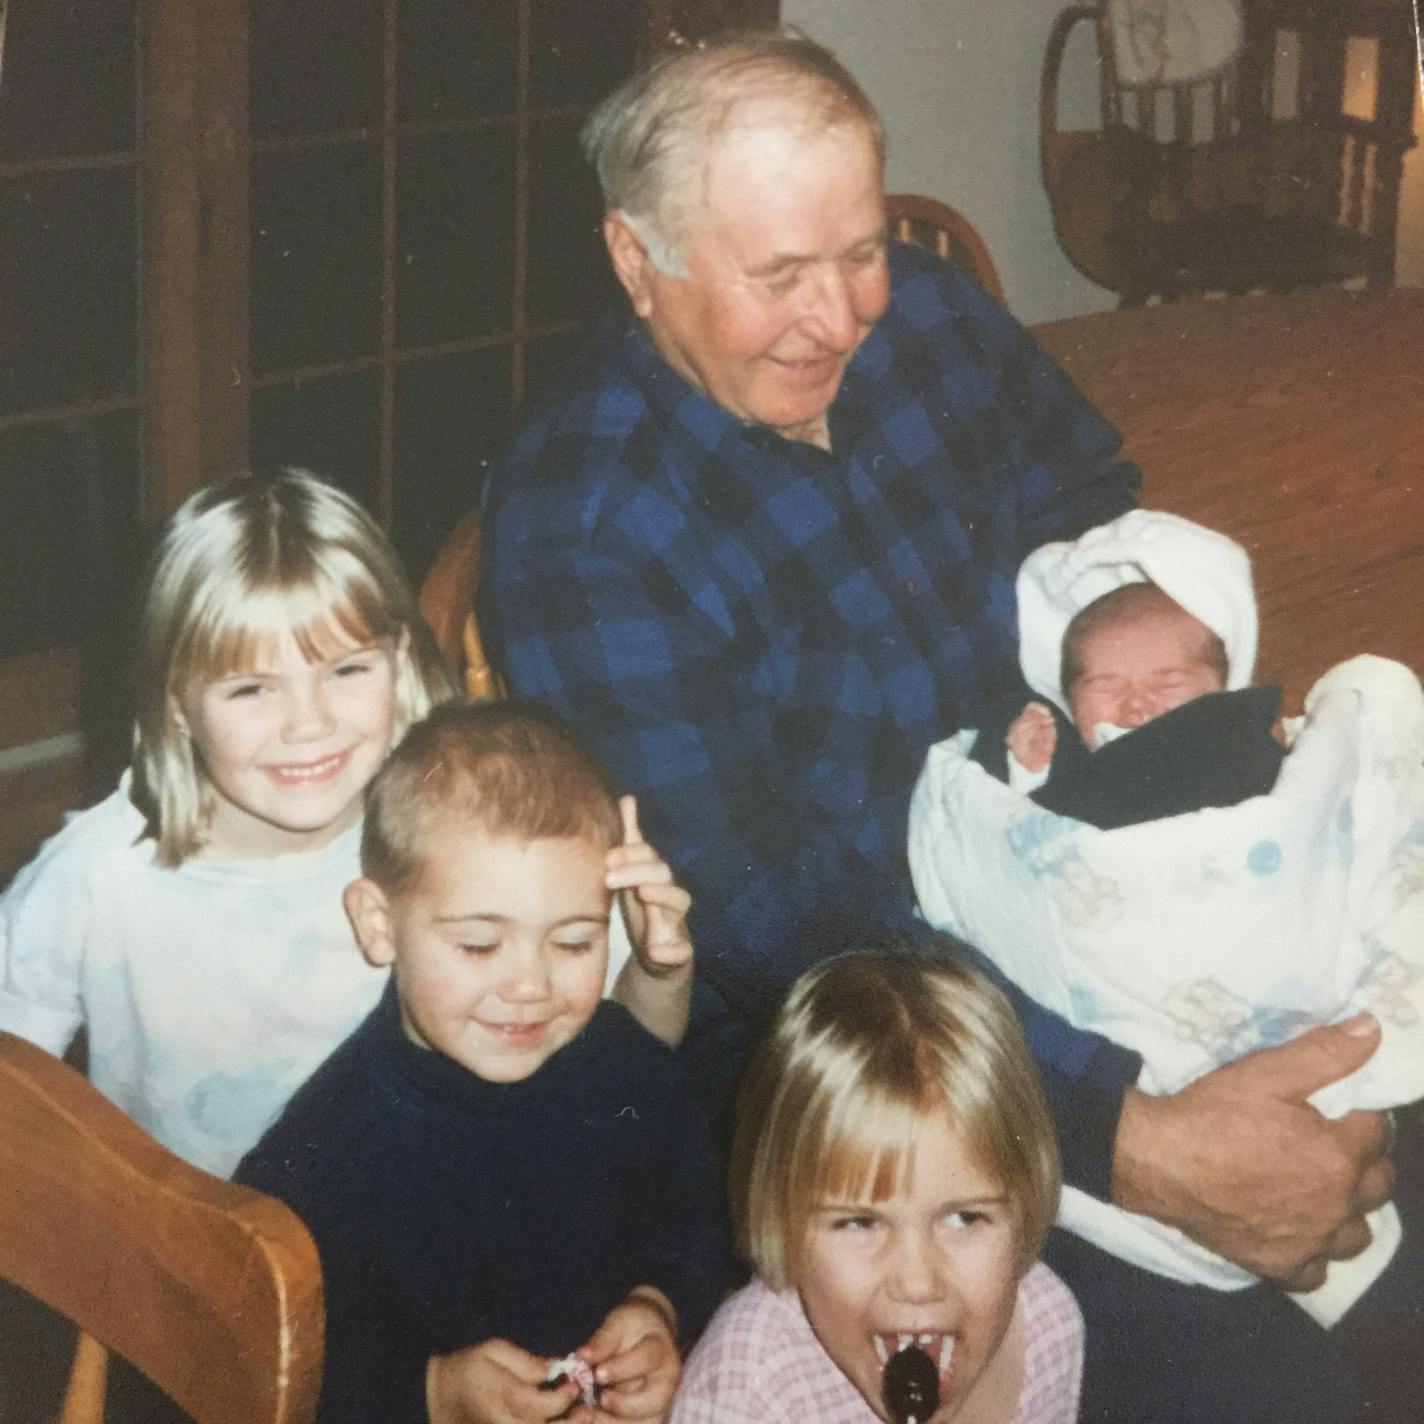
[172,550,399,692]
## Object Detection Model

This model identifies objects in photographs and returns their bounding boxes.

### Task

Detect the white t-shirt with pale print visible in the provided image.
[0,781,383,1178]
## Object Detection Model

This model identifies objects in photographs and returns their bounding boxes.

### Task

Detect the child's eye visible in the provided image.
[553,939,595,956]
[459,941,500,957]
[223,681,265,700]
[333,657,376,678]
[830,1213,878,1232]
[944,1208,989,1230]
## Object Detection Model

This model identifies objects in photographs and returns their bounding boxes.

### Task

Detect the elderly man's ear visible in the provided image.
[604,211,658,319]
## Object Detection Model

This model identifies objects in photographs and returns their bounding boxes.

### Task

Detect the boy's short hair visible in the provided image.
[1060,582,1229,697]
[730,942,1061,1290]
[362,699,623,893]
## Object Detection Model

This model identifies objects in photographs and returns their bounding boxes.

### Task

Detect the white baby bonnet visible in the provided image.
[1017,509,1258,716]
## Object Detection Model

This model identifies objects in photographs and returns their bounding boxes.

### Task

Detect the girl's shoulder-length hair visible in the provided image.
[730,940,1062,1290]
[129,468,456,866]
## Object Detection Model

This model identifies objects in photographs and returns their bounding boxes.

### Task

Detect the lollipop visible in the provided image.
[882,1343,940,1424]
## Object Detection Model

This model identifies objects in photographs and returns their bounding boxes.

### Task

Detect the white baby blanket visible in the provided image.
[909,655,1424,1321]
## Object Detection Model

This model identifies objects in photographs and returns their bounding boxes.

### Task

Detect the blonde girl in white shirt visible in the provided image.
[0,469,455,1176]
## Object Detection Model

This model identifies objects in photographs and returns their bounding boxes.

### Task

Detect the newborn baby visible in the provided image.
[999,578,1284,829]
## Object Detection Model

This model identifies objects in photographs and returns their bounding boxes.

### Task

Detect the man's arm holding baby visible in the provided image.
[607,796,693,1047]
[1112,1013,1394,1286]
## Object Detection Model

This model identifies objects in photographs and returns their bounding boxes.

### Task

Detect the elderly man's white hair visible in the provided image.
[581,29,886,277]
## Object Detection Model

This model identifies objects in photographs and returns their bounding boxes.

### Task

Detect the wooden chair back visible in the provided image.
[885,193,1006,305]
[0,1032,323,1424]
[417,510,503,700]
[1040,0,1419,303]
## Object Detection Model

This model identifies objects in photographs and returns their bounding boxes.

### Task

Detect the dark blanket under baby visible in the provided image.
[971,685,1286,829]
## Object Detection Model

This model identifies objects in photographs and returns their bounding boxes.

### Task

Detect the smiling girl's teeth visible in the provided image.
[939,1336,954,1372]
[874,1337,889,1364]
[271,754,341,781]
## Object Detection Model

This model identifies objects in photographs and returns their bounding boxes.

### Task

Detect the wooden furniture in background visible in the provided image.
[0,1031,322,1424]
[1040,0,1419,304]
[1032,286,1424,711]
[885,192,1006,305]
[418,511,502,701]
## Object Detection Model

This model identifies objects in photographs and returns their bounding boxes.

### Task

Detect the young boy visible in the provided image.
[237,700,731,1424]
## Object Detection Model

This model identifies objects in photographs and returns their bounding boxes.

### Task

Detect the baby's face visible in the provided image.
[1068,604,1225,747]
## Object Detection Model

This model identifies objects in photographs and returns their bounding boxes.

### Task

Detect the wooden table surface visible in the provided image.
[1032,288,1424,712]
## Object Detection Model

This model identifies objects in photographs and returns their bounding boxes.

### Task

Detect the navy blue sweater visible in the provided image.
[237,986,732,1424]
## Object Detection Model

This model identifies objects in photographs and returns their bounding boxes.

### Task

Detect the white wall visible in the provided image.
[781,0,1116,322]
[783,0,1424,323]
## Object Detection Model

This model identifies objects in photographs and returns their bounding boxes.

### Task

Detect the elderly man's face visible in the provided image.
[606,116,890,446]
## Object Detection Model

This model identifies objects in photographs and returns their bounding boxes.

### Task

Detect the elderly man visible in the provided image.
[480,31,1396,1422]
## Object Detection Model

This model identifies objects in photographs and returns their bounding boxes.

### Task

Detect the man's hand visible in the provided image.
[1006,701,1057,772]
[427,1339,578,1424]
[574,1286,681,1423]
[608,797,693,1046]
[1113,1014,1394,1290]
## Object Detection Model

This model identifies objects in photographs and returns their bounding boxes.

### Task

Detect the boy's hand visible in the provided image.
[606,797,692,979]
[1006,700,1057,773]
[427,1338,579,1424]
[572,1287,681,1423]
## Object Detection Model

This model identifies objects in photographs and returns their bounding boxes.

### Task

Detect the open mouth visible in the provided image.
[874,1332,956,1375]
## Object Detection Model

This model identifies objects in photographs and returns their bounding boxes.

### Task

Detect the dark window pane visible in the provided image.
[393,350,512,579]
[250,0,383,136]
[397,130,516,347]
[0,170,139,415]
[0,1,137,161]
[399,0,518,122]
[527,117,620,327]
[0,412,141,660]
[529,0,642,109]
[251,146,382,372]
[250,373,381,511]
[525,329,588,412]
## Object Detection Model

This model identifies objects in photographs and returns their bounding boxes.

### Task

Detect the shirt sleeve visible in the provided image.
[0,820,92,1055]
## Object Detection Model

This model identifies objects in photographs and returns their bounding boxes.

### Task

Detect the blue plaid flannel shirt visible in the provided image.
[481,244,1141,1195]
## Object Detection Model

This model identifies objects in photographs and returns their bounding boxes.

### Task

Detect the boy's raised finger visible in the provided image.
[619,794,643,846]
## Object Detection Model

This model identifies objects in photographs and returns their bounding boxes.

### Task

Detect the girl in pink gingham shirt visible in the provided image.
[672,945,1083,1424]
